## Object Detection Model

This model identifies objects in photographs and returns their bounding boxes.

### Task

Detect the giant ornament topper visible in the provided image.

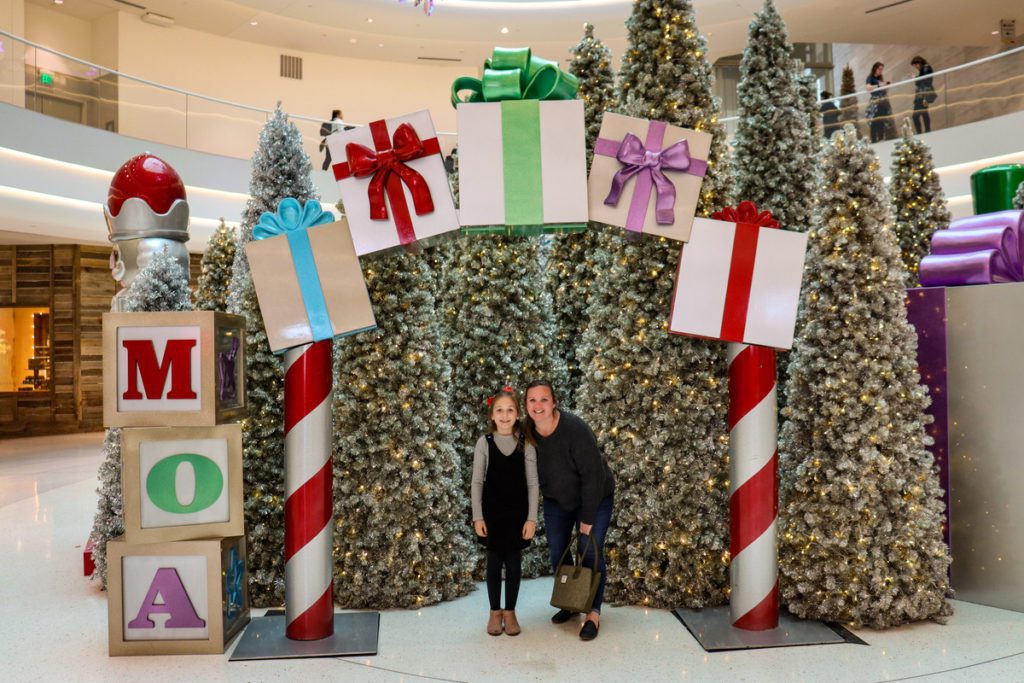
[104,153,190,244]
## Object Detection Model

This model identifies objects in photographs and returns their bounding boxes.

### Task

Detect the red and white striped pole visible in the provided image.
[283,339,335,641]
[727,342,779,631]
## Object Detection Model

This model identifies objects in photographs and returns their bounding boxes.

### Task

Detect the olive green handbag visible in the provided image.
[550,532,601,613]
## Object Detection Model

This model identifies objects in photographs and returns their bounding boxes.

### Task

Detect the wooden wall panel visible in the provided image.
[14,246,52,306]
[52,246,76,428]
[0,246,13,305]
[77,246,116,432]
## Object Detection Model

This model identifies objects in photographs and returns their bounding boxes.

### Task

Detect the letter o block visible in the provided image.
[107,536,250,656]
[103,311,246,428]
[121,425,243,544]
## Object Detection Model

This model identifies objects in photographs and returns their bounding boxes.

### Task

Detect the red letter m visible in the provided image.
[122,339,198,401]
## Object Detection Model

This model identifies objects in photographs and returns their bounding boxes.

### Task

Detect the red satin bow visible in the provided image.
[486,386,515,406]
[712,201,779,228]
[345,122,435,221]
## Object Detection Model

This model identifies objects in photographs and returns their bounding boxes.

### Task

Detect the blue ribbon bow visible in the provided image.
[254,198,336,343]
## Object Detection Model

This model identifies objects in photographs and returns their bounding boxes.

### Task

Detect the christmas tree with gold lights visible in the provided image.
[227,105,318,606]
[890,120,950,287]
[331,251,476,608]
[195,219,236,311]
[576,0,735,609]
[779,126,951,628]
[732,0,817,232]
[548,22,618,405]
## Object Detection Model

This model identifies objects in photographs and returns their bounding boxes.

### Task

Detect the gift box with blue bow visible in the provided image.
[244,198,376,353]
[588,112,711,242]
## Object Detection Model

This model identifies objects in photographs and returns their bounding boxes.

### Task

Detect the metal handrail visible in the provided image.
[4,27,1023,131]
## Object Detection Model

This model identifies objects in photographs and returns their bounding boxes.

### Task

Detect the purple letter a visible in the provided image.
[127,567,206,629]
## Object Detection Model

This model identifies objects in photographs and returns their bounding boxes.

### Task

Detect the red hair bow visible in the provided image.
[486,386,515,406]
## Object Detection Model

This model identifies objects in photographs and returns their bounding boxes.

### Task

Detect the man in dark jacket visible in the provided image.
[819,91,841,138]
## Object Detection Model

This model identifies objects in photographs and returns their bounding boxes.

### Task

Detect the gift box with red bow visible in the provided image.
[588,113,712,241]
[668,202,808,350]
[327,110,458,256]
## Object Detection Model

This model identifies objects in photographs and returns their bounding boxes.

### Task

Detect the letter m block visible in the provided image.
[104,312,248,427]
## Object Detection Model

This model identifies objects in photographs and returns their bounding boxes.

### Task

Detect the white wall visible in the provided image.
[0,0,26,107]
[113,12,467,161]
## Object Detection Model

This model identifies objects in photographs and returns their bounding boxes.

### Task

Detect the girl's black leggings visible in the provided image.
[486,549,522,611]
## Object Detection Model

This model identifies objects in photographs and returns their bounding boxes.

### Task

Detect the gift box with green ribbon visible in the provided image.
[452,47,588,236]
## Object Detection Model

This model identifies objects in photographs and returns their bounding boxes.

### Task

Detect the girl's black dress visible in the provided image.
[480,434,531,552]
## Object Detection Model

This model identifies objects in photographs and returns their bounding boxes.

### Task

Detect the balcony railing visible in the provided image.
[3,28,1024,164]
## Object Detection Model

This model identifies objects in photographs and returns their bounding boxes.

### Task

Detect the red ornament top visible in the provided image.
[106,154,186,216]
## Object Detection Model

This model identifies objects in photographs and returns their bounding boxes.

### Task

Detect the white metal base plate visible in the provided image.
[229,612,379,661]
[672,606,863,652]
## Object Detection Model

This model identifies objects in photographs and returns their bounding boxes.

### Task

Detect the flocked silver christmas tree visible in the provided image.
[547,23,618,406]
[227,104,318,606]
[331,252,476,607]
[577,0,735,608]
[779,126,952,628]
[439,234,567,577]
[890,120,951,287]
[195,219,236,311]
[732,0,817,232]
[89,248,193,587]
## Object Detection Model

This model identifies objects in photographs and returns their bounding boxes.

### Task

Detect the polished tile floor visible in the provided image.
[3,433,1023,682]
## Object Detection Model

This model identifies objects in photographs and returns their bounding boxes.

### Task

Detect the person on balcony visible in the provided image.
[911,56,936,134]
[865,62,893,143]
[319,109,352,171]
[819,91,841,138]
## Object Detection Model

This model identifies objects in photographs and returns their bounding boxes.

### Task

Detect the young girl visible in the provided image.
[471,386,539,636]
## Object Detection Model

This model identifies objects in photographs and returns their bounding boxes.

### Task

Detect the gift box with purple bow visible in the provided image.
[588,112,712,241]
[905,209,1024,555]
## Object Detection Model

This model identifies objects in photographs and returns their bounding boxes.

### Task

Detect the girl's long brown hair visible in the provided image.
[523,379,558,447]
[488,387,523,442]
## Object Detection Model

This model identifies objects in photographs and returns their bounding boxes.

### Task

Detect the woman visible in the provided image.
[911,56,936,134]
[865,62,892,143]
[525,380,615,642]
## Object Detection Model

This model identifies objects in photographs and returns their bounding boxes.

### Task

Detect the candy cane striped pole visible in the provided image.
[283,339,334,641]
[727,342,779,631]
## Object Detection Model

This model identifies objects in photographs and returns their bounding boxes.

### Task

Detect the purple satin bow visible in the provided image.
[919,210,1024,286]
[603,133,697,225]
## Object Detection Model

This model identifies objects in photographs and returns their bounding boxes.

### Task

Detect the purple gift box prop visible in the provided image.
[919,210,1024,286]
[905,288,951,547]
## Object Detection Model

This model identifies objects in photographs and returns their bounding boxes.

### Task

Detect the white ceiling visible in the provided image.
[31,0,1023,66]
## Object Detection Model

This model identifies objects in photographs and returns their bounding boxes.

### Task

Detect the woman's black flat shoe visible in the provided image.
[579,620,599,641]
[551,609,574,624]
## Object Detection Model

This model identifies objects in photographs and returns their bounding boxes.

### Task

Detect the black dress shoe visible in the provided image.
[551,609,574,624]
[579,620,599,641]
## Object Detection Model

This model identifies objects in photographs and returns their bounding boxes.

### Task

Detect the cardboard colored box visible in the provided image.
[668,217,808,350]
[457,98,588,234]
[327,110,459,256]
[244,217,376,353]
[588,112,711,241]
[107,536,250,655]
[103,311,246,428]
[120,424,244,544]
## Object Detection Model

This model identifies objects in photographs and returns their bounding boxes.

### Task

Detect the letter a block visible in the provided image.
[107,536,250,655]
[103,311,246,427]
[121,425,243,544]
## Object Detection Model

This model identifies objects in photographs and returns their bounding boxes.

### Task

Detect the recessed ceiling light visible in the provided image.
[367,17,374,23]
[250,20,258,26]
[349,38,357,44]
[53,0,64,5]
[500,27,509,34]
[991,30,999,35]
[378,43,385,48]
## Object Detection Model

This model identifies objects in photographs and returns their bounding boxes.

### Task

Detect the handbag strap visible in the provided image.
[555,530,597,570]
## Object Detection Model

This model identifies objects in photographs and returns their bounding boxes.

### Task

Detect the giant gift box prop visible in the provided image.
[327,110,459,256]
[107,536,250,655]
[669,203,808,350]
[103,311,246,427]
[244,198,377,354]
[121,424,244,544]
[905,208,1024,577]
[454,47,588,235]
[588,112,711,241]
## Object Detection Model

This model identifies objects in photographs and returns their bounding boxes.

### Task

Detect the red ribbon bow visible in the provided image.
[486,386,515,406]
[712,201,778,228]
[344,122,435,222]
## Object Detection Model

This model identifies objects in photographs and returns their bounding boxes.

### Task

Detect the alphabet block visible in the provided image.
[107,536,250,656]
[121,425,244,544]
[103,312,246,427]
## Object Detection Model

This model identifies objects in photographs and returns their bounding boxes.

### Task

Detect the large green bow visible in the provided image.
[451,47,579,107]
